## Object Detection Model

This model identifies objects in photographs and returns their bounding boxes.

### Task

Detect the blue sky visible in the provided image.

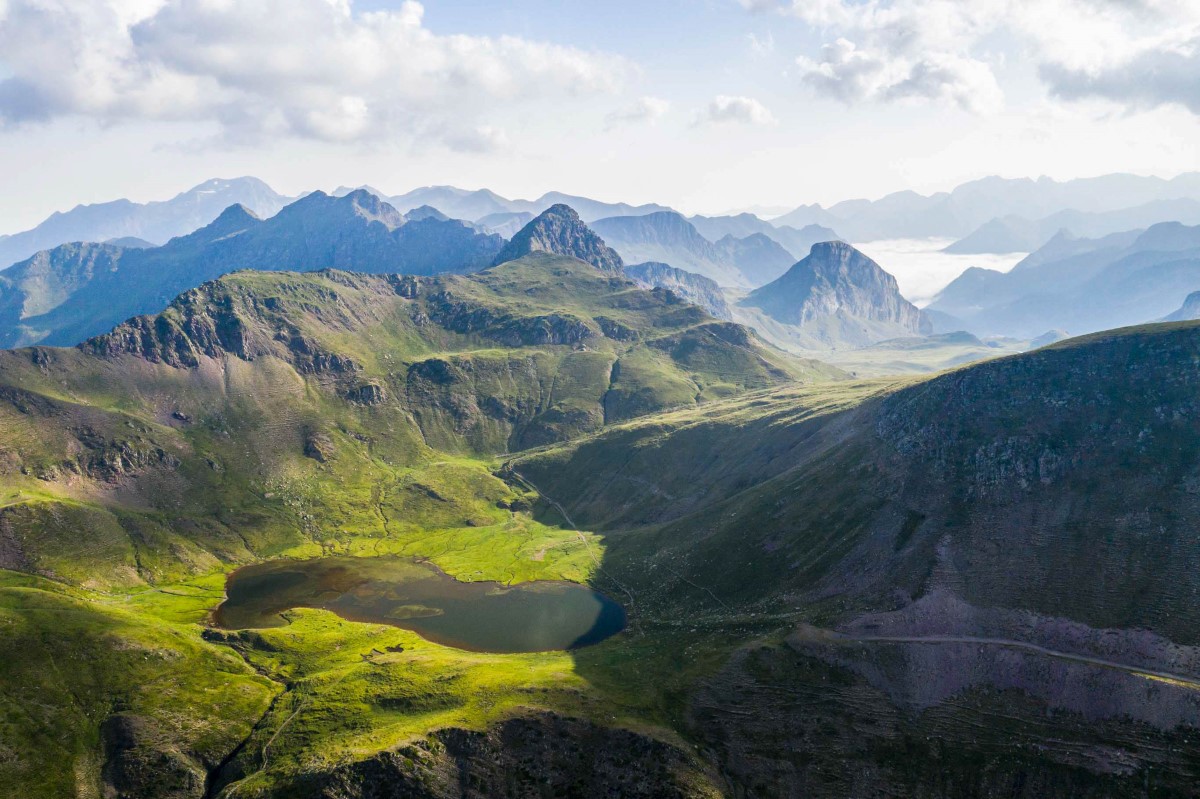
[0,0,1198,230]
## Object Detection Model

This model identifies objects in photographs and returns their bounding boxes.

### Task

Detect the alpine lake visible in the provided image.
[213,555,626,653]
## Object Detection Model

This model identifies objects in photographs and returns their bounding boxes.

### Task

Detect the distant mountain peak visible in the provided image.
[1163,291,1200,323]
[1133,221,1200,252]
[739,240,930,344]
[177,203,262,245]
[184,176,274,194]
[282,189,405,230]
[213,203,261,226]
[405,205,450,222]
[0,176,292,270]
[624,261,732,320]
[492,204,624,271]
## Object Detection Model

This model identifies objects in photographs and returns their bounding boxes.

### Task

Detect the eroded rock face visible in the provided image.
[285,334,359,375]
[85,287,267,367]
[281,713,718,799]
[489,314,594,347]
[304,430,336,462]
[344,383,386,406]
[101,714,206,799]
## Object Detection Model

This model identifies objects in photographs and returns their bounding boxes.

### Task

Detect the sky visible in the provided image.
[1,0,1199,232]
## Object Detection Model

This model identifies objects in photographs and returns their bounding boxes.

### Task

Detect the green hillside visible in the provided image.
[515,320,1200,796]
[7,246,1200,796]
[0,253,834,798]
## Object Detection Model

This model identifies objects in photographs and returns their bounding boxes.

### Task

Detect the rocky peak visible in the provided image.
[174,203,262,246]
[279,190,406,231]
[209,203,260,230]
[405,205,450,222]
[492,204,624,272]
[742,241,930,335]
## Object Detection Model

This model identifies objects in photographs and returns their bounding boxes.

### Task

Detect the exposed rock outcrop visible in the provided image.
[281,713,718,799]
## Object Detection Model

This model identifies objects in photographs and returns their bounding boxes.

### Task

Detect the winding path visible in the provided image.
[794,629,1200,690]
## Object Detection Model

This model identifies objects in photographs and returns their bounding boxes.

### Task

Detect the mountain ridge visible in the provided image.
[928,221,1200,337]
[0,191,506,348]
[0,177,293,270]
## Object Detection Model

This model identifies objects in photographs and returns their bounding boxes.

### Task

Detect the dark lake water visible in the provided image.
[212,556,626,653]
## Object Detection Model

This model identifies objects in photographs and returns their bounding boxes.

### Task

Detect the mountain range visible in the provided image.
[6,166,1200,798]
[591,211,834,287]
[338,184,675,225]
[773,172,1200,244]
[0,187,933,358]
[0,177,292,270]
[927,221,1200,338]
[0,190,505,348]
[943,197,1200,254]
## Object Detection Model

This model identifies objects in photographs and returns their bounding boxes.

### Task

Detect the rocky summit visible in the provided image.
[493,204,625,272]
[735,240,931,350]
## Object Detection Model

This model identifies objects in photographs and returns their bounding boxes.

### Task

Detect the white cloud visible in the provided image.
[737,0,779,12]
[604,96,670,130]
[747,31,775,57]
[695,95,778,126]
[0,0,632,148]
[1041,35,1200,114]
[771,0,1200,115]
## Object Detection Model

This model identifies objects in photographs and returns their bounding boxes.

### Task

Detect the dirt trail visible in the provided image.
[792,627,1200,690]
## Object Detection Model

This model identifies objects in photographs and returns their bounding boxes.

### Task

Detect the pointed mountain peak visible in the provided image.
[492,204,624,271]
[405,205,450,222]
[177,203,261,244]
[741,241,929,342]
[213,203,261,226]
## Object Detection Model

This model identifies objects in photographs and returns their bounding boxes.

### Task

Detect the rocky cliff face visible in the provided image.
[624,262,732,320]
[492,204,624,272]
[281,712,719,799]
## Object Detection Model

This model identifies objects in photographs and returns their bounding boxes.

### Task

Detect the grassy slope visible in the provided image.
[517,320,1200,796]
[0,255,836,797]
[7,251,1200,796]
[518,319,1200,633]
